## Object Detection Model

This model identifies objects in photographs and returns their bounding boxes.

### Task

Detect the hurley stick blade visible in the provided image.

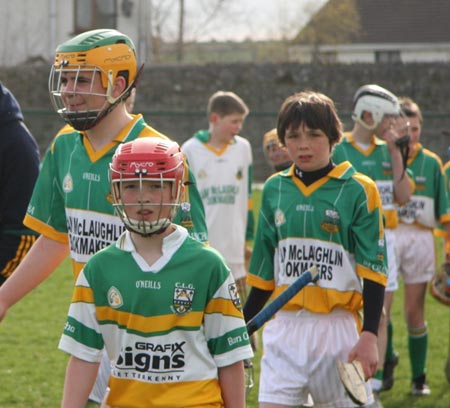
[337,360,368,406]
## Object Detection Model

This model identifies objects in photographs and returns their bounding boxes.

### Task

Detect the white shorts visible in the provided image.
[385,228,398,292]
[394,223,435,284]
[227,262,247,281]
[258,309,374,408]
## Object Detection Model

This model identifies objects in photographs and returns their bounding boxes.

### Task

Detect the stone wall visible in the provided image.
[2,62,450,181]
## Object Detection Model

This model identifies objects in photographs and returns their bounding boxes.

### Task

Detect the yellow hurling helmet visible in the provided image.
[48,29,138,130]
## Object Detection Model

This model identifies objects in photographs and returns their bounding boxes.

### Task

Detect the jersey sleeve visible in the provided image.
[173,162,208,243]
[434,157,450,225]
[23,141,69,243]
[351,174,388,286]
[58,267,105,362]
[246,181,278,291]
[203,252,253,367]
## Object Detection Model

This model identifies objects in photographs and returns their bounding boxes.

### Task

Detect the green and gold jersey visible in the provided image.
[24,115,207,278]
[248,162,387,316]
[59,227,253,408]
[397,144,450,228]
[333,132,407,229]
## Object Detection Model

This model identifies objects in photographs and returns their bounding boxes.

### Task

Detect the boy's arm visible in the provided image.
[218,361,246,408]
[381,128,414,204]
[0,235,69,322]
[61,356,100,408]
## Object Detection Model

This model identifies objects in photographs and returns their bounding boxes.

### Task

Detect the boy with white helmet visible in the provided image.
[333,84,414,403]
[0,29,207,403]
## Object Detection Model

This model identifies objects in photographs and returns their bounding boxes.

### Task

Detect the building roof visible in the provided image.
[297,0,450,45]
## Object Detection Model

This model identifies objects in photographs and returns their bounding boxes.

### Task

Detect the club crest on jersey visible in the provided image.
[171,283,195,315]
[228,283,242,310]
[274,209,286,227]
[108,286,123,308]
[320,208,340,233]
[180,201,191,212]
[63,173,73,193]
[236,167,243,180]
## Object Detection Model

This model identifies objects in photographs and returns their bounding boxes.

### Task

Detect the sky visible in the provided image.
[173,0,328,42]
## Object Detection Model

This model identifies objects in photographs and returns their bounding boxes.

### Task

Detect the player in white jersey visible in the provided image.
[182,91,254,301]
[0,29,207,403]
[395,97,450,395]
[244,91,387,408]
[59,138,252,407]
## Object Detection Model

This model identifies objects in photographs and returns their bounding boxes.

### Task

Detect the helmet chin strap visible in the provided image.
[125,217,171,237]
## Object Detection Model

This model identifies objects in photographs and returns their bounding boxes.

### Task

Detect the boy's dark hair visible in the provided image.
[277,91,342,147]
[399,96,423,124]
[207,91,249,117]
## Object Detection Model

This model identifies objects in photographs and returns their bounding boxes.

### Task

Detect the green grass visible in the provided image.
[1,189,449,407]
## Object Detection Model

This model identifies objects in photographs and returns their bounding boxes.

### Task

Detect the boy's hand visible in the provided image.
[347,331,379,379]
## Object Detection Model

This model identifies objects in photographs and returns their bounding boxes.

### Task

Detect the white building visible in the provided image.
[289,0,450,64]
[0,0,152,67]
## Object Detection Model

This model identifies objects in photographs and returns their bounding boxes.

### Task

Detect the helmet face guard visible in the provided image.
[110,139,185,237]
[49,29,138,130]
[49,65,113,131]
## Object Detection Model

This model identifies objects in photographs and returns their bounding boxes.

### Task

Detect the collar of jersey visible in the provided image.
[283,161,355,181]
[194,129,236,155]
[82,114,144,162]
[407,143,422,165]
[345,131,386,146]
[116,225,189,272]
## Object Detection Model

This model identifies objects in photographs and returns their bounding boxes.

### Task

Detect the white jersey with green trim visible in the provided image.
[59,226,253,408]
[397,144,450,228]
[248,162,387,314]
[182,133,253,264]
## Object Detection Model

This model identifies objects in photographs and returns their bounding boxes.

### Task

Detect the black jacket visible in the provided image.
[0,82,40,233]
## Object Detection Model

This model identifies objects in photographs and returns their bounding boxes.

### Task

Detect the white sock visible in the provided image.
[371,378,382,392]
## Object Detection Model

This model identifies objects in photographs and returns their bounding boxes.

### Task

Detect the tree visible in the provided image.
[293,0,361,61]
[147,0,235,63]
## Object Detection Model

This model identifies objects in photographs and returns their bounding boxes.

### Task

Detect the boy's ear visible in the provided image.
[112,76,127,98]
[209,112,219,124]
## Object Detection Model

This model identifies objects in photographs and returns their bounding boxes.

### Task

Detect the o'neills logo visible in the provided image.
[130,161,155,169]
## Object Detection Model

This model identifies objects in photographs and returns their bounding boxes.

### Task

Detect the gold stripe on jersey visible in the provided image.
[205,297,243,318]
[357,264,388,286]
[23,214,68,243]
[96,306,204,334]
[72,284,94,303]
[107,377,222,407]
[247,273,275,291]
[272,285,363,315]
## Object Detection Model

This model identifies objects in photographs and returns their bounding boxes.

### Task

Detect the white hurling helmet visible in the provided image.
[352,84,401,131]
